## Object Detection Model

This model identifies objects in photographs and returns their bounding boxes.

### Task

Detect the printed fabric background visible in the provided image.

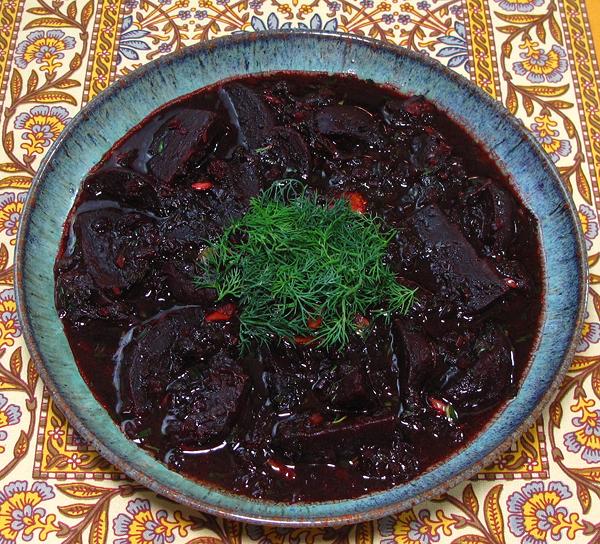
[0,0,599,541]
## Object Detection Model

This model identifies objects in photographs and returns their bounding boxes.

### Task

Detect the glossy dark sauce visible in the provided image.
[55,73,543,502]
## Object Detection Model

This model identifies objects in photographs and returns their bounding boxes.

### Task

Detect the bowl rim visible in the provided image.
[15,29,588,526]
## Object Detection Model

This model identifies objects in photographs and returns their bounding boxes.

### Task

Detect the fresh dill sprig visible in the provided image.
[195,180,416,351]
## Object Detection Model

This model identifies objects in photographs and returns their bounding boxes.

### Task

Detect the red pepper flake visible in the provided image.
[307,317,323,330]
[402,98,434,116]
[293,110,307,121]
[354,314,370,329]
[191,181,214,191]
[205,303,236,322]
[505,278,518,289]
[344,192,368,214]
[266,458,296,480]
[309,413,324,425]
[428,396,447,416]
[294,335,315,345]
[115,254,125,269]
[112,286,122,296]
[428,396,458,421]
[263,93,283,106]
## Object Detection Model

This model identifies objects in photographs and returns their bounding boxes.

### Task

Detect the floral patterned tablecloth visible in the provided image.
[0,0,599,541]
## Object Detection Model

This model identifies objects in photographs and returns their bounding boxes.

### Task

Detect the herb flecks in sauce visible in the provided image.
[196,181,416,350]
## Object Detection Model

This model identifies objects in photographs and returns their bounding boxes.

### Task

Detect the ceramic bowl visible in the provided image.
[15,30,587,526]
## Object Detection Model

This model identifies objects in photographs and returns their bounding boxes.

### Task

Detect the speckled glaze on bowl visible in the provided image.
[16,30,587,526]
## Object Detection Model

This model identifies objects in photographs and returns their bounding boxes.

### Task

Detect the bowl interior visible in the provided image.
[16,31,586,526]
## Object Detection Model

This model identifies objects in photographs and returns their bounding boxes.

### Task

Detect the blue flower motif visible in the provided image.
[117,15,151,64]
[251,13,337,31]
[436,22,470,72]
[250,13,292,31]
[564,408,600,464]
[507,481,577,544]
[494,0,544,12]
[297,13,338,31]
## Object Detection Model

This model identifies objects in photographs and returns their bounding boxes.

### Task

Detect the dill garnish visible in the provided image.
[195,180,416,350]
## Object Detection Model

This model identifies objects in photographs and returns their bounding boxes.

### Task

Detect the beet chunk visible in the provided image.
[219,83,275,149]
[442,324,515,413]
[398,408,463,464]
[359,435,419,481]
[162,350,248,448]
[397,204,509,312]
[81,168,159,210]
[315,361,372,411]
[76,207,158,291]
[453,177,517,254]
[255,127,311,180]
[274,413,396,462]
[394,320,440,403]
[55,262,132,326]
[121,307,237,416]
[147,108,218,183]
[315,105,382,147]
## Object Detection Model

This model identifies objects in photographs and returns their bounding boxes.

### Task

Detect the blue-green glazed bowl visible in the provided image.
[16,31,587,526]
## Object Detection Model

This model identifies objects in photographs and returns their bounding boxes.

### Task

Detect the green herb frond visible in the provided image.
[195,180,416,350]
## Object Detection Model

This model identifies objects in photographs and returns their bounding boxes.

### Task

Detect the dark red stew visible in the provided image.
[55,73,543,502]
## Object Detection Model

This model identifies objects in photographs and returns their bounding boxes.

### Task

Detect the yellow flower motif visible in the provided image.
[0,290,20,349]
[578,204,599,250]
[0,192,26,246]
[299,5,313,14]
[0,481,60,543]
[114,499,194,544]
[14,106,71,157]
[530,113,571,162]
[14,30,76,75]
[508,481,584,544]
[513,37,568,83]
[198,0,213,7]
[0,394,21,455]
[379,509,455,544]
[564,395,600,463]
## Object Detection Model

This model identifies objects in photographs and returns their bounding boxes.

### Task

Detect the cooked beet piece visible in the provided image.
[76,207,158,291]
[315,105,382,147]
[408,128,451,170]
[55,73,542,502]
[453,177,517,254]
[394,320,440,402]
[398,204,510,312]
[162,350,248,448]
[358,436,419,482]
[147,108,218,183]
[81,168,159,210]
[55,263,133,326]
[256,127,311,179]
[442,324,515,413]
[398,407,464,457]
[219,83,275,149]
[121,307,237,416]
[274,413,397,462]
[315,361,372,411]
